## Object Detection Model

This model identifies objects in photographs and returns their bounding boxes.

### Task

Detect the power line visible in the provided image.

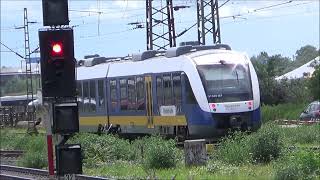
[177,0,231,38]
[221,10,319,25]
[79,29,133,39]
[0,41,24,59]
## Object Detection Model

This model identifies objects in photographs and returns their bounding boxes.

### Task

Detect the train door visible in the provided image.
[145,75,154,128]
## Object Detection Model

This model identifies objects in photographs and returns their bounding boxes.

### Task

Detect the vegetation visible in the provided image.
[309,65,320,100]
[275,150,320,180]
[2,123,319,179]
[1,44,319,178]
[261,103,308,123]
[0,128,47,168]
[251,45,319,105]
[0,76,40,96]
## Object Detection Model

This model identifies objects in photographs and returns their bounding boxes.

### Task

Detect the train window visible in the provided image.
[163,75,172,105]
[98,80,105,109]
[173,74,182,111]
[136,77,145,110]
[120,79,128,110]
[128,78,136,110]
[83,81,89,112]
[77,81,83,113]
[89,80,96,112]
[185,76,196,104]
[156,76,163,106]
[110,80,117,112]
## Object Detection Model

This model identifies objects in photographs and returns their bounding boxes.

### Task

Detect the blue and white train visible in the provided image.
[76,44,261,139]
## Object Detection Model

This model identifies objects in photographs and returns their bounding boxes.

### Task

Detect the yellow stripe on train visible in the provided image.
[79,115,187,126]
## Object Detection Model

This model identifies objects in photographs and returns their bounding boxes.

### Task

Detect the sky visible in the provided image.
[0,0,319,68]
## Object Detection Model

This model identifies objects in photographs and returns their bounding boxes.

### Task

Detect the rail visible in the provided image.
[0,165,112,180]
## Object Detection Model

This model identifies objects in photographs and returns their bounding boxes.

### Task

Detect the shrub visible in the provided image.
[249,123,283,163]
[213,123,284,165]
[275,150,320,180]
[142,135,178,169]
[213,132,251,165]
[275,164,301,180]
[69,133,136,166]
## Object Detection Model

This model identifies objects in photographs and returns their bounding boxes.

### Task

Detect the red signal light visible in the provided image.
[51,42,64,57]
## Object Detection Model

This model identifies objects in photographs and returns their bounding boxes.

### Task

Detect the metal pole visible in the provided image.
[43,103,54,177]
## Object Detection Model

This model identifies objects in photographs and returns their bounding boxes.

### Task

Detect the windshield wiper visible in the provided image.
[235,70,239,84]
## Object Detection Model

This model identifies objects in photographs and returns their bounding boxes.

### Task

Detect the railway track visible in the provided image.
[0,150,24,166]
[0,165,112,180]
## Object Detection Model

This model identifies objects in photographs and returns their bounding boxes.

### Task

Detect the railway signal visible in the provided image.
[42,0,69,26]
[39,28,76,98]
[40,0,82,177]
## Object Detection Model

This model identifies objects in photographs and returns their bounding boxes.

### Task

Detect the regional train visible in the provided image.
[76,44,261,139]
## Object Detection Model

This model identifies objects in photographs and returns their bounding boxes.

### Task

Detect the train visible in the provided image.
[76,44,261,139]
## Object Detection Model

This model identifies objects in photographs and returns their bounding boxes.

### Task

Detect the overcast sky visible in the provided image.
[1,0,319,68]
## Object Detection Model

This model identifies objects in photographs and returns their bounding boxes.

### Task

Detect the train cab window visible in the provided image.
[83,81,89,112]
[110,80,117,112]
[120,79,128,110]
[163,75,173,105]
[77,81,83,113]
[185,76,196,104]
[173,74,182,112]
[98,80,105,109]
[156,77,163,106]
[89,80,97,112]
[136,77,145,110]
[128,78,136,110]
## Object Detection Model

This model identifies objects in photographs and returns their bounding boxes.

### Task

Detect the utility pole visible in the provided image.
[197,0,221,45]
[146,0,176,50]
[23,8,37,133]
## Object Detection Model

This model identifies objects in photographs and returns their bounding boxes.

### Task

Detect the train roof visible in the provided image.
[77,44,248,80]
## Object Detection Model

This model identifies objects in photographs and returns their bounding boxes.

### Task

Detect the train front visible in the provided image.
[187,51,261,138]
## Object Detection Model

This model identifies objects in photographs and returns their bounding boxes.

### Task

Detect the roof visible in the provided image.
[275,56,320,80]
[76,48,247,80]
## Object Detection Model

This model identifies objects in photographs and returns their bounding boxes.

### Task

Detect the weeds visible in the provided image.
[281,125,320,145]
[142,135,179,169]
[275,150,320,180]
[261,103,307,123]
[213,132,251,165]
[17,135,47,169]
[249,123,283,163]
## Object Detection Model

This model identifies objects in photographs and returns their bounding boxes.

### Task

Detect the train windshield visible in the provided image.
[197,63,253,103]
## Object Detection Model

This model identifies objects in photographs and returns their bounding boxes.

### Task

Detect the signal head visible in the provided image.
[51,42,64,57]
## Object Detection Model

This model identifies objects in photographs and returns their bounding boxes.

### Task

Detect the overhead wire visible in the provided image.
[175,0,313,37]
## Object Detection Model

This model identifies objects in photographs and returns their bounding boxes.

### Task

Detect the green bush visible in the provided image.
[142,135,178,169]
[69,133,136,166]
[249,123,283,163]
[275,150,320,180]
[275,164,301,180]
[213,132,251,165]
[213,123,284,165]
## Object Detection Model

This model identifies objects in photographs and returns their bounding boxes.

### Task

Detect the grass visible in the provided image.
[261,103,308,123]
[83,160,275,179]
[0,119,319,179]
[0,128,47,168]
[280,125,320,145]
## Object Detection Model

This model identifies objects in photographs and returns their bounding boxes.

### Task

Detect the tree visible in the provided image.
[308,66,320,100]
